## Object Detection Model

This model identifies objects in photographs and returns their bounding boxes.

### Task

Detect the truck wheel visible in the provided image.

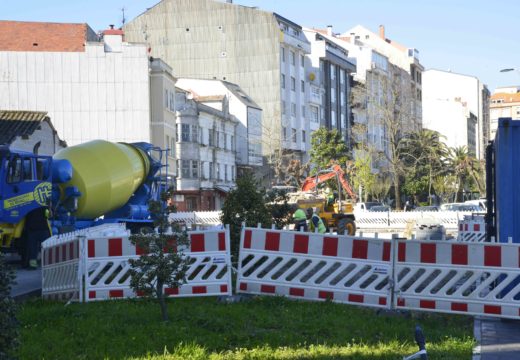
[337,218,356,235]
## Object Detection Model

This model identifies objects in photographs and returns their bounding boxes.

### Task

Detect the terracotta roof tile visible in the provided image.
[491,92,520,103]
[0,21,97,52]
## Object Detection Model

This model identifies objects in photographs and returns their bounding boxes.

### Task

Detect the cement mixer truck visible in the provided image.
[0,139,166,255]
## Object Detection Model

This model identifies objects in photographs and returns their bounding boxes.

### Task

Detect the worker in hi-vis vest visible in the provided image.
[292,208,308,232]
[307,208,326,234]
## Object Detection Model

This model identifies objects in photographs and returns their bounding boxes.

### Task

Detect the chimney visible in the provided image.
[103,25,124,53]
[379,25,385,39]
[327,25,333,36]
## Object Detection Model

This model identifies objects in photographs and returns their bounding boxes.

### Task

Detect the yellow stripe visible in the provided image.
[4,192,35,209]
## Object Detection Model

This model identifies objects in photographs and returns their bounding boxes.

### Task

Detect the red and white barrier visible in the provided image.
[42,224,232,302]
[394,239,520,318]
[457,215,486,242]
[236,227,393,308]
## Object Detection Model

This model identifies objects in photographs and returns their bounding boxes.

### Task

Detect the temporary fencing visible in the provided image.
[42,223,232,302]
[236,227,393,308]
[457,214,487,242]
[237,227,520,320]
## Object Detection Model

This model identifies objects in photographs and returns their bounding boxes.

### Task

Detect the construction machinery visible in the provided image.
[0,139,165,255]
[289,165,357,235]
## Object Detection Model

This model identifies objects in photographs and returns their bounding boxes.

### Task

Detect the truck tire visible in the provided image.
[337,218,356,235]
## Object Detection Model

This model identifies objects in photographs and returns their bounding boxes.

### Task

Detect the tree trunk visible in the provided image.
[394,176,401,210]
[156,280,169,322]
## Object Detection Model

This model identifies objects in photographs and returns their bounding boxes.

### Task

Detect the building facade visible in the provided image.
[422,69,490,159]
[303,27,356,150]
[123,0,312,166]
[175,78,263,168]
[0,21,150,147]
[490,86,520,139]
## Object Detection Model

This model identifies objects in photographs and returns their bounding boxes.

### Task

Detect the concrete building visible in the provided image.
[342,25,423,129]
[490,86,520,139]
[303,27,356,149]
[0,21,150,146]
[175,78,263,168]
[422,69,490,159]
[171,88,237,211]
[123,0,312,166]
[0,110,66,155]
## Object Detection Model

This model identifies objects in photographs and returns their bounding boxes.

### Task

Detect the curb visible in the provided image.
[472,316,482,360]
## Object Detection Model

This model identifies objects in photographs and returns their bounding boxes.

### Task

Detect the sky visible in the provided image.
[1,0,519,91]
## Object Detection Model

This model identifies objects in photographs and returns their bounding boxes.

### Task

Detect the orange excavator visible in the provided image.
[289,165,357,235]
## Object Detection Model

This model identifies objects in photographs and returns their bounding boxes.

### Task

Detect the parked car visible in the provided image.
[368,205,391,212]
[440,203,483,212]
[464,199,487,211]
[354,202,383,212]
[414,205,440,212]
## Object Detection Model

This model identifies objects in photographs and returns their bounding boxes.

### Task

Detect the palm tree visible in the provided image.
[400,129,450,204]
[449,146,484,201]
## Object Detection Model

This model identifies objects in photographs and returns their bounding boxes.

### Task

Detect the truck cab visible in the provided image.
[0,146,52,250]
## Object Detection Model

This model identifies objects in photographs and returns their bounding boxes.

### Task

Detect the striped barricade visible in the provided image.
[394,239,520,319]
[236,227,393,308]
[42,224,232,302]
[457,215,486,242]
[85,228,232,301]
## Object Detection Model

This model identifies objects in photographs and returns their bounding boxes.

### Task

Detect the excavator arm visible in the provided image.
[301,165,357,201]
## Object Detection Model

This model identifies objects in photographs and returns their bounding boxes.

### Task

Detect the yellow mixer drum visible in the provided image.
[53,140,150,219]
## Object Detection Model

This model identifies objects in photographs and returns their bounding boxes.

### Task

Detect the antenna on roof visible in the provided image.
[121,7,126,27]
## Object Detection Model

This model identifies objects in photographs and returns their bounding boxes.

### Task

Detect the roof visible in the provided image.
[0,21,97,52]
[0,110,52,145]
[491,92,520,103]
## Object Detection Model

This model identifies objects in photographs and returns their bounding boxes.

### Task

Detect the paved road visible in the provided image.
[7,254,42,299]
[474,317,520,359]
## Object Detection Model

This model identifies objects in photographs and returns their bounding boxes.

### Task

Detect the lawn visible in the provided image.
[17,296,474,359]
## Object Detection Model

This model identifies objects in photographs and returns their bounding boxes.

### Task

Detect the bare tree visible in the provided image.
[351,64,420,209]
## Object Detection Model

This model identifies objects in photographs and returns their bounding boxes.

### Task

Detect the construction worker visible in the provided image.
[307,207,326,234]
[325,187,335,207]
[292,208,308,232]
[24,207,52,269]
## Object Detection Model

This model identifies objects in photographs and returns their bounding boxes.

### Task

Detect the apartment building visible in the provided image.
[171,88,237,211]
[490,86,520,139]
[422,69,490,159]
[0,21,150,146]
[303,27,356,150]
[124,0,312,165]
[175,78,263,168]
[342,25,423,130]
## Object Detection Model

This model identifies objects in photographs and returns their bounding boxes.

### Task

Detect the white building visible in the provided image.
[0,21,150,146]
[169,88,237,211]
[175,78,263,168]
[422,69,490,159]
[490,86,520,139]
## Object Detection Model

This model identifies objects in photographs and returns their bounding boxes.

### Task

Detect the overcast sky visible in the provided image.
[2,0,518,91]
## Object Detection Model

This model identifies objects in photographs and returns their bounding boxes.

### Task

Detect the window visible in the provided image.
[291,102,296,116]
[301,105,306,118]
[340,91,345,106]
[281,74,285,89]
[216,131,220,148]
[223,133,228,150]
[300,54,305,67]
[283,127,287,141]
[209,161,213,179]
[331,91,336,103]
[291,128,297,143]
[301,80,305,93]
[208,129,214,146]
[36,158,50,181]
[164,90,169,108]
[181,124,190,142]
[340,70,345,84]
[192,161,198,178]
[330,64,336,80]
[341,113,346,129]
[181,160,190,178]
[216,163,221,180]
[291,76,296,91]
[232,166,235,181]
[331,110,336,127]
[224,164,228,181]
[192,125,198,143]
[282,101,286,115]
[302,130,306,143]
[281,47,285,62]
[230,136,234,151]
[310,105,319,123]
[169,91,175,111]
[6,157,21,183]
[290,51,295,65]
[176,160,180,176]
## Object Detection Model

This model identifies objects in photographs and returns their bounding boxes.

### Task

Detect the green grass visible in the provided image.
[18,296,474,359]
